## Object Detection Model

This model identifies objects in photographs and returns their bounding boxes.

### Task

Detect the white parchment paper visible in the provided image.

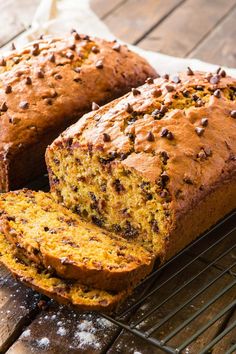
[3,0,236,77]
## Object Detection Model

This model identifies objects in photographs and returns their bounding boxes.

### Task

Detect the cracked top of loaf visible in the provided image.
[0,32,156,156]
[51,70,236,216]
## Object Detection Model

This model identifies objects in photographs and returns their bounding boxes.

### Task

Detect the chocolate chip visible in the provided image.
[213,89,221,98]
[132,88,141,96]
[160,150,169,164]
[195,127,205,136]
[192,94,199,101]
[151,88,162,97]
[25,77,32,85]
[160,128,168,137]
[66,51,74,60]
[220,69,226,78]
[112,43,121,52]
[195,99,204,107]
[91,46,100,54]
[216,67,221,74]
[73,32,80,40]
[32,43,40,56]
[146,77,154,84]
[125,102,133,113]
[45,98,53,105]
[201,118,208,126]
[147,131,155,142]
[9,117,20,124]
[103,133,111,142]
[38,34,44,40]
[182,89,190,98]
[92,102,100,111]
[49,53,55,62]
[54,73,62,80]
[160,105,168,114]
[69,44,76,50]
[1,102,8,112]
[210,75,220,85]
[165,85,174,92]
[5,85,12,94]
[171,75,181,84]
[187,67,194,75]
[161,171,169,183]
[0,58,6,66]
[163,73,169,80]
[183,176,193,184]
[151,220,159,233]
[160,128,174,140]
[37,70,44,78]
[74,67,81,73]
[196,85,203,91]
[11,42,16,50]
[113,179,125,193]
[19,101,29,109]
[95,60,103,69]
[230,110,236,118]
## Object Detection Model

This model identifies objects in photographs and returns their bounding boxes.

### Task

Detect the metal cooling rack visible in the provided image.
[102,211,236,353]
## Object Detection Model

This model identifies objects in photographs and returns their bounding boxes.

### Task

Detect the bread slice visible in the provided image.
[0,232,128,312]
[0,189,154,292]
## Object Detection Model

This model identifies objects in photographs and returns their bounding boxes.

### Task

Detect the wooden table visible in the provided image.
[0,1,235,353]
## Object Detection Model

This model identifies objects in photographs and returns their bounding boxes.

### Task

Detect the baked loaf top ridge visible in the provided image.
[0,232,128,312]
[0,189,154,291]
[0,32,156,191]
[46,70,236,258]
[49,70,236,211]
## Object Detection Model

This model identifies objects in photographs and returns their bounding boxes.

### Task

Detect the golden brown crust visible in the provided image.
[47,70,236,258]
[0,232,128,313]
[0,189,154,292]
[0,34,156,191]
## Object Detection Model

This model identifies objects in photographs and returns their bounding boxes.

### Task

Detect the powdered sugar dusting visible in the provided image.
[21,329,31,338]
[36,337,50,349]
[57,326,67,336]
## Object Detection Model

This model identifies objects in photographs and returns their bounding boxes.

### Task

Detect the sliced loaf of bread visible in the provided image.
[0,232,128,312]
[0,189,154,292]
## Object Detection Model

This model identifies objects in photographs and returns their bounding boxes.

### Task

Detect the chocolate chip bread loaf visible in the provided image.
[0,32,156,191]
[0,232,128,312]
[0,189,154,291]
[46,70,236,261]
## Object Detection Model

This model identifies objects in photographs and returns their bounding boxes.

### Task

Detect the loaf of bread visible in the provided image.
[46,70,236,261]
[0,32,156,191]
[0,232,128,312]
[0,189,154,291]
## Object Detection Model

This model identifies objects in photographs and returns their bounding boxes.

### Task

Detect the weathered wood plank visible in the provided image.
[0,265,41,353]
[7,304,120,354]
[189,5,236,67]
[90,0,126,19]
[212,309,236,354]
[108,255,236,353]
[139,0,236,58]
[0,0,39,48]
[101,0,184,44]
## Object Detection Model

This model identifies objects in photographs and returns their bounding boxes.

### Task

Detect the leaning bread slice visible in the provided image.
[0,232,128,312]
[0,189,154,292]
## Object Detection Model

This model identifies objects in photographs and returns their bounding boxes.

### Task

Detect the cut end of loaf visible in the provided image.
[0,189,154,292]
